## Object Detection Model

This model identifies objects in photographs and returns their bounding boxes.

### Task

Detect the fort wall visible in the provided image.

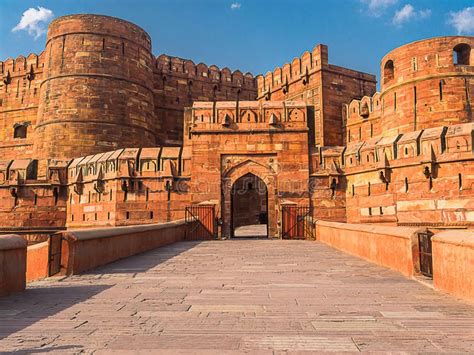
[153,55,257,145]
[0,53,45,160]
[256,45,377,146]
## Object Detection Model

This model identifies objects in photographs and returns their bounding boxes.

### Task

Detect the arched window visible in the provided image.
[453,44,471,65]
[383,60,394,84]
[13,124,28,139]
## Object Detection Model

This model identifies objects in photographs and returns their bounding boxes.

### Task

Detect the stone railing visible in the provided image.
[316,220,474,303]
[0,235,27,297]
[60,219,191,275]
[432,230,474,302]
[26,241,49,282]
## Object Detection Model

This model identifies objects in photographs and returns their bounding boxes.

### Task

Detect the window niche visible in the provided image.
[453,44,471,66]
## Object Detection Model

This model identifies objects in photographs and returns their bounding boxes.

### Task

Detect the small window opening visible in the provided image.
[126,211,130,220]
[405,147,408,156]
[429,176,433,191]
[453,44,471,65]
[150,211,154,219]
[14,125,27,139]
[380,206,384,215]
[394,92,397,111]
[405,177,409,192]
[368,182,371,196]
[71,214,74,222]
[94,213,97,221]
[34,194,37,205]
[439,80,444,101]
[384,60,394,84]
[459,173,463,190]
[368,207,372,216]
[352,184,355,196]
[82,214,85,221]
[107,212,110,220]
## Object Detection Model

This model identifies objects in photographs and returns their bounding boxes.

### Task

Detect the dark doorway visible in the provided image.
[231,173,268,238]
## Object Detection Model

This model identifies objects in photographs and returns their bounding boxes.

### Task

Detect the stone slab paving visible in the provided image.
[233,224,268,238]
[1,240,474,353]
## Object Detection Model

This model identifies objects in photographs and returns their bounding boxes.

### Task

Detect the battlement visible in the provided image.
[256,44,328,96]
[0,53,45,76]
[316,122,474,173]
[256,44,375,98]
[154,54,256,89]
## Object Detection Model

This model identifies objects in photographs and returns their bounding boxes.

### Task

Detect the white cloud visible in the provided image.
[448,7,474,35]
[392,4,431,26]
[362,0,398,17]
[12,6,54,39]
[230,3,241,10]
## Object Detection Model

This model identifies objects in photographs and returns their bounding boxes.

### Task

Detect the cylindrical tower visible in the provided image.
[34,14,156,159]
[380,36,474,135]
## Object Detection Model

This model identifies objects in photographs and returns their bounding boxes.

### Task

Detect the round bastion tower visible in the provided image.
[34,14,156,159]
[380,36,474,135]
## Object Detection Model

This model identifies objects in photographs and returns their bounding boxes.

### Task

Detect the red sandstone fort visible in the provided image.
[0,14,473,243]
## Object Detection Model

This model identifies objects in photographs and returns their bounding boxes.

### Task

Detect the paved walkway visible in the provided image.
[233,224,268,238]
[1,240,474,353]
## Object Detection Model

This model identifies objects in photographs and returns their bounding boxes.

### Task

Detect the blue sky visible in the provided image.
[1,0,473,82]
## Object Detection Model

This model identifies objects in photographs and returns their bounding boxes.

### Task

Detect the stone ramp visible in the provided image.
[1,240,473,353]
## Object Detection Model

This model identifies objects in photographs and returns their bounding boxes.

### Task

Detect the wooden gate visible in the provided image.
[418,231,434,278]
[185,205,217,240]
[281,205,314,240]
[48,233,62,276]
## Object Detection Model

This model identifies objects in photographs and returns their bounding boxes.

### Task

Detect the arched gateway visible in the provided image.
[231,173,268,238]
[221,158,278,238]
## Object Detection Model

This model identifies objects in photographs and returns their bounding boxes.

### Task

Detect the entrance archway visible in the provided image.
[231,173,268,238]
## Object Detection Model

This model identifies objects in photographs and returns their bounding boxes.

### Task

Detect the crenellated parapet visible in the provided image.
[152,54,258,145]
[154,54,256,89]
[0,158,69,239]
[66,147,190,228]
[0,53,46,160]
[345,92,382,144]
[313,122,474,175]
[256,44,329,101]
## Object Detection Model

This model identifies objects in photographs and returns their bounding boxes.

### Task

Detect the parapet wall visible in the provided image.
[60,219,190,274]
[153,54,257,145]
[67,147,190,228]
[256,44,376,146]
[314,121,474,227]
[316,220,420,276]
[0,53,45,160]
[0,235,27,297]
[316,221,474,303]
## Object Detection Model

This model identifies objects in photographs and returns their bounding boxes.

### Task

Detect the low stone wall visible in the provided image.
[26,241,49,282]
[316,220,421,277]
[0,235,27,297]
[60,219,190,275]
[432,230,474,303]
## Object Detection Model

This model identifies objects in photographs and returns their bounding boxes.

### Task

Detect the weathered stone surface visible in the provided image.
[1,240,473,352]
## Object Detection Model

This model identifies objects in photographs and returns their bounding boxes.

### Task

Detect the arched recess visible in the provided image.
[383,60,394,84]
[221,159,277,238]
[231,173,268,237]
[453,43,471,66]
